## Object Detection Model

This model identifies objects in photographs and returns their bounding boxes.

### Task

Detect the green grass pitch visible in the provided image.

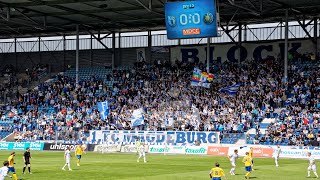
[0,151,315,180]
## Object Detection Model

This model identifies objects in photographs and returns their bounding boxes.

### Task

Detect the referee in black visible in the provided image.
[23,147,32,174]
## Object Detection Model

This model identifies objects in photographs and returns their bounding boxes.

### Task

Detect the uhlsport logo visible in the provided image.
[49,144,76,150]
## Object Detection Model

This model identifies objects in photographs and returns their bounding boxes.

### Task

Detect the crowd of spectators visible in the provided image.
[0,53,319,146]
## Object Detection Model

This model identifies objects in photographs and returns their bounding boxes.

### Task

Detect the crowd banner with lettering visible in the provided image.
[89,131,219,145]
[170,39,319,64]
[0,142,44,150]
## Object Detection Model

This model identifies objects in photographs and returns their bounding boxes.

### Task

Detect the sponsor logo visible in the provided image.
[253,148,273,157]
[95,145,119,152]
[13,143,25,150]
[49,144,76,150]
[149,147,170,153]
[207,146,229,156]
[185,147,207,154]
[122,146,137,153]
[0,142,9,149]
[29,143,43,150]
[183,28,201,35]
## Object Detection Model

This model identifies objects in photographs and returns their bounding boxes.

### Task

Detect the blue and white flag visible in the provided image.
[219,83,241,95]
[131,108,144,127]
[97,101,109,120]
[165,113,174,127]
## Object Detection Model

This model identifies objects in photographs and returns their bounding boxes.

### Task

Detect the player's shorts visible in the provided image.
[231,161,236,167]
[25,160,30,165]
[66,158,70,164]
[245,166,252,172]
[8,167,15,173]
[139,152,146,157]
[308,165,317,172]
[212,178,221,180]
[77,155,82,160]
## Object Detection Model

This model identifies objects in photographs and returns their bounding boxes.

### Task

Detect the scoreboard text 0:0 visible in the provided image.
[165,0,218,39]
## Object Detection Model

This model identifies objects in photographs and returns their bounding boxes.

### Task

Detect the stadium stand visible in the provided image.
[0,50,318,145]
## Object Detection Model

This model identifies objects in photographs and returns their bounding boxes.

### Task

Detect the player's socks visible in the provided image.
[23,167,26,173]
[28,167,31,173]
[231,167,235,174]
[68,164,71,170]
[245,172,251,177]
[12,174,18,180]
[62,164,67,170]
[308,171,311,177]
[314,172,319,178]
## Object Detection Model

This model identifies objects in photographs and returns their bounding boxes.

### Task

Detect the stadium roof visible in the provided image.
[0,0,319,38]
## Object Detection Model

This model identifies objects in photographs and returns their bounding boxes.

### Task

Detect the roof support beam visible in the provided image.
[220,26,236,43]
[119,0,163,16]
[83,26,109,49]
[245,0,257,11]
[0,0,96,7]
[13,8,41,26]
[267,0,301,14]
[293,14,314,41]
[228,0,260,16]
[135,0,151,11]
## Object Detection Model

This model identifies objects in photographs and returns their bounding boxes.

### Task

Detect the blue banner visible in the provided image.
[89,131,218,145]
[97,101,109,120]
[0,142,44,150]
[165,0,218,39]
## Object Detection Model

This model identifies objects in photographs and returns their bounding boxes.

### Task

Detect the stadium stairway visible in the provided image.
[249,118,276,135]
[1,132,14,141]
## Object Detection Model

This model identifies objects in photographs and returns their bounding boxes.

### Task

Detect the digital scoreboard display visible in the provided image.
[165,0,218,39]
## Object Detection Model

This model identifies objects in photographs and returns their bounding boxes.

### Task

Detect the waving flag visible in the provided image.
[208,73,214,82]
[97,101,109,120]
[131,108,145,127]
[191,68,213,88]
[219,84,241,95]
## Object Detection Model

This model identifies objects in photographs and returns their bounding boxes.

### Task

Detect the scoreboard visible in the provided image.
[165,0,218,39]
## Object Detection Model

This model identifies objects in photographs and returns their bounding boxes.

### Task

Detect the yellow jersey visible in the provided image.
[8,155,14,167]
[75,146,83,155]
[210,167,225,177]
[249,149,253,158]
[242,155,252,167]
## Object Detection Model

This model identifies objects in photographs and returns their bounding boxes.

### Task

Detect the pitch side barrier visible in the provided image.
[92,144,320,159]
